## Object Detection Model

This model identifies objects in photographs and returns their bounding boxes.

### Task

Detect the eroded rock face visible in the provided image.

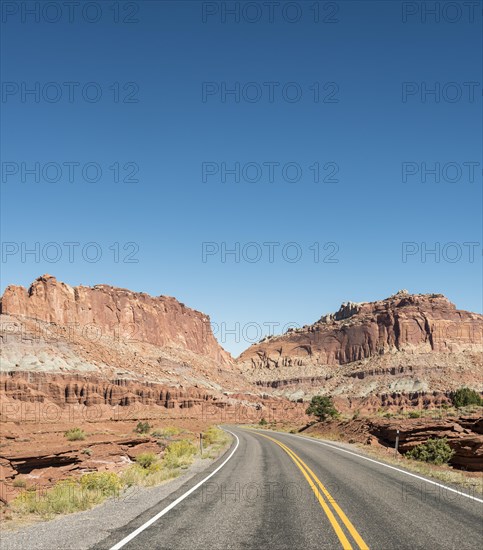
[305,416,483,471]
[239,292,483,370]
[1,275,231,365]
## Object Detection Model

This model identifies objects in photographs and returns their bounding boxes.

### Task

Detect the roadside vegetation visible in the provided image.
[306,396,339,422]
[64,428,86,441]
[450,387,482,408]
[134,421,151,434]
[405,437,454,465]
[11,425,231,520]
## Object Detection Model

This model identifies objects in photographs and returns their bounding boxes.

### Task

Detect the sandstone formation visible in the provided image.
[1,274,231,365]
[305,416,483,471]
[238,290,483,399]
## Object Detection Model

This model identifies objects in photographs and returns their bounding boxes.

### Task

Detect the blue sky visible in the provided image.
[1,1,481,356]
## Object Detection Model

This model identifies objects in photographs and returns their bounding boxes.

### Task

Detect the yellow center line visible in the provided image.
[253,431,369,550]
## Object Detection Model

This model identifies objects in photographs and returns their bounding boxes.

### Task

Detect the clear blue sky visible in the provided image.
[1,1,482,356]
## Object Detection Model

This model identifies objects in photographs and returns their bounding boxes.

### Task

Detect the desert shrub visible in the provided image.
[13,479,97,517]
[408,411,422,418]
[259,418,268,426]
[80,472,121,497]
[81,448,93,456]
[64,428,86,441]
[162,440,197,469]
[306,396,338,422]
[451,388,482,408]
[406,437,454,465]
[13,478,26,488]
[135,452,159,469]
[202,427,225,445]
[121,463,177,488]
[151,426,181,438]
[134,421,151,434]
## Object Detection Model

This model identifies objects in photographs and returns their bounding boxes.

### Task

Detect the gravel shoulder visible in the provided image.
[0,443,233,550]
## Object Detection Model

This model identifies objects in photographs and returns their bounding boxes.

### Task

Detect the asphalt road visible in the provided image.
[95,427,482,550]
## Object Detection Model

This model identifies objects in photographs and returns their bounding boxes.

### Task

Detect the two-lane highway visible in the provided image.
[95,427,482,550]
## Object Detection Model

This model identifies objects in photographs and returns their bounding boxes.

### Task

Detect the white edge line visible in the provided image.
[109,429,240,550]
[279,431,483,504]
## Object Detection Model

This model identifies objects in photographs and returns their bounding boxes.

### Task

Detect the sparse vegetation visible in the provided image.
[13,472,120,518]
[306,396,338,422]
[11,425,231,521]
[406,437,454,466]
[13,478,26,488]
[259,417,268,426]
[135,452,159,469]
[151,426,182,438]
[134,421,151,434]
[64,428,86,441]
[451,388,482,408]
[201,427,230,458]
[408,410,422,418]
[80,472,121,497]
[162,440,197,469]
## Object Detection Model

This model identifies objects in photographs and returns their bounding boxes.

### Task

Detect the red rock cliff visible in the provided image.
[238,290,483,370]
[1,274,231,365]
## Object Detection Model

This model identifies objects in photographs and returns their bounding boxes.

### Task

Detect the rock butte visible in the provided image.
[238,289,483,401]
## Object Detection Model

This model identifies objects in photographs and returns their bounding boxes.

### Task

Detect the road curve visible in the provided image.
[95,427,482,550]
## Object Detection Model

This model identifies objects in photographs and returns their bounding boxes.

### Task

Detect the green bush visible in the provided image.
[451,388,482,408]
[408,411,422,418]
[134,421,151,434]
[135,452,159,469]
[151,426,181,438]
[162,440,197,469]
[64,428,86,441]
[202,427,224,445]
[406,437,454,466]
[13,478,26,488]
[258,418,267,426]
[80,472,121,497]
[13,477,108,517]
[306,396,338,422]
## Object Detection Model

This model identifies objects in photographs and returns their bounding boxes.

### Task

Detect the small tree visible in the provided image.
[306,396,338,422]
[406,437,454,465]
[451,388,482,408]
[134,421,151,434]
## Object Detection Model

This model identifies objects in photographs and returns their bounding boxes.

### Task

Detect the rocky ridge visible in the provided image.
[238,290,483,399]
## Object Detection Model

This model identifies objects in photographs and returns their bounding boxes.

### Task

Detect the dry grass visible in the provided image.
[10,425,231,521]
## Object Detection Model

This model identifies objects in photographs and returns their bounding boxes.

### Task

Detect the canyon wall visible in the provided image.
[239,290,482,369]
[1,274,231,365]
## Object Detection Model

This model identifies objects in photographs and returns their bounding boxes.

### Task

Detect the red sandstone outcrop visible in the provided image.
[239,290,482,370]
[1,274,231,365]
[305,416,483,471]
[238,291,483,399]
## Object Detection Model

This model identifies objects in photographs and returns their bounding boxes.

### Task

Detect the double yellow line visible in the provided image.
[254,432,369,550]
